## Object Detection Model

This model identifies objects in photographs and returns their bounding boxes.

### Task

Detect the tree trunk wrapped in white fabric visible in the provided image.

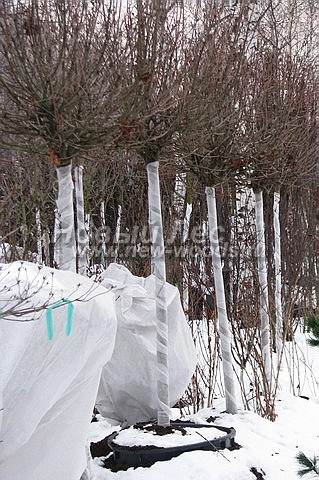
[147,161,170,426]
[100,202,107,265]
[273,191,283,366]
[74,165,89,276]
[114,205,122,263]
[254,190,272,384]
[53,208,61,268]
[35,209,42,264]
[205,187,237,414]
[182,202,192,313]
[56,164,76,272]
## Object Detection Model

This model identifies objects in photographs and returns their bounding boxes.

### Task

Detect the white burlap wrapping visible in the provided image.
[0,261,117,480]
[96,263,197,425]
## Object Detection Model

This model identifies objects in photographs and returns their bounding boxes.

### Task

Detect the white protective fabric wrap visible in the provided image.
[96,263,197,425]
[56,164,76,272]
[254,190,271,384]
[206,187,237,414]
[273,191,283,365]
[0,261,117,480]
[147,161,170,426]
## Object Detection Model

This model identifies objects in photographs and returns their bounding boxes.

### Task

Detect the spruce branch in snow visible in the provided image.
[296,452,319,477]
[304,315,319,347]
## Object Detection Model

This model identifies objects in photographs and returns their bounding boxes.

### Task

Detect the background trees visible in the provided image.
[0,0,317,416]
[0,0,126,270]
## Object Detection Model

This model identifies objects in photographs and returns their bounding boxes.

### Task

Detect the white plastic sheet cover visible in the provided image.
[0,261,117,480]
[96,263,197,425]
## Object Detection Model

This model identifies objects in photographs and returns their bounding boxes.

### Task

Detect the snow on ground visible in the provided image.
[88,333,319,480]
[89,393,319,480]
[112,424,231,448]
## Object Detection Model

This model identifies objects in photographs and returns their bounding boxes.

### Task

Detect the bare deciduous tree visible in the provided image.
[0,0,125,271]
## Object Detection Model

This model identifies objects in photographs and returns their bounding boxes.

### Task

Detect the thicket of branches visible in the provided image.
[0,0,317,414]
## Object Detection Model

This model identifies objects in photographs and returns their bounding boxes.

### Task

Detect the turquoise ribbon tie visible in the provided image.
[46,299,74,340]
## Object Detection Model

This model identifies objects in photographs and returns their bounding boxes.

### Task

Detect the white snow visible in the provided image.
[112,425,229,448]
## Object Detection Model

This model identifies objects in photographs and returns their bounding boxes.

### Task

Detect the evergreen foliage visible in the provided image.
[304,315,319,347]
[296,452,319,477]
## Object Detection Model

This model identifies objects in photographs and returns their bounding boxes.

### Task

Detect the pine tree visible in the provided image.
[296,452,319,477]
[305,315,319,347]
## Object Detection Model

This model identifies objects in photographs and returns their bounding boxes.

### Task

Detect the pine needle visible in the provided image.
[296,452,319,477]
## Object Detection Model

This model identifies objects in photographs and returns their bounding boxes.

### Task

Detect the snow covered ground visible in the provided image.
[88,332,319,480]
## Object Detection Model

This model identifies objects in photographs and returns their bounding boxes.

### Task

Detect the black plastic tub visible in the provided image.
[108,422,236,468]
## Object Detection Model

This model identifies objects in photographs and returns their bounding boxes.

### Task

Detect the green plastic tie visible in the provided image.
[46,299,74,340]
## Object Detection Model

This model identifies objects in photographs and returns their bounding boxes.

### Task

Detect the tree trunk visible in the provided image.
[216,186,232,311]
[147,161,170,427]
[100,202,107,266]
[56,164,76,272]
[114,205,122,263]
[205,186,237,414]
[35,208,42,264]
[182,202,192,315]
[273,191,283,366]
[254,190,271,384]
[74,165,89,276]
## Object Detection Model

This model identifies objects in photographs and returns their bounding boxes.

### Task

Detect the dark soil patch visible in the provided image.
[103,453,132,472]
[91,407,99,422]
[134,423,187,436]
[228,441,242,451]
[90,433,116,458]
[206,415,221,423]
[250,467,266,479]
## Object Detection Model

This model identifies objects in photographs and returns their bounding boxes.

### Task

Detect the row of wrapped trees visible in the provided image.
[0,0,317,419]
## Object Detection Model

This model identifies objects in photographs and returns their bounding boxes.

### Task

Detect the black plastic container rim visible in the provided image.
[108,422,236,454]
